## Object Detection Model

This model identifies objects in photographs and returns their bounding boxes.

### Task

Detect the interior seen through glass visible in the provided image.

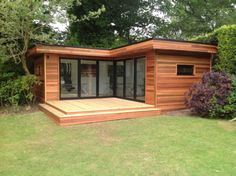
[99,61,114,96]
[125,59,134,99]
[60,59,78,98]
[136,58,145,101]
[81,60,97,97]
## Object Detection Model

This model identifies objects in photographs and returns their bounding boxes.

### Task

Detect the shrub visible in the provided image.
[186,72,233,119]
[212,76,236,119]
[0,74,40,107]
[192,25,236,74]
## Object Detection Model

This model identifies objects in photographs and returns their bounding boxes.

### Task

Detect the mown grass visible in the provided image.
[0,111,236,176]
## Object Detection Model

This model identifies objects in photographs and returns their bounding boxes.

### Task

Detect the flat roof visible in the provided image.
[28,38,217,58]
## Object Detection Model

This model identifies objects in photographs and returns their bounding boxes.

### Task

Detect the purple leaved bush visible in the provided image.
[186,72,232,117]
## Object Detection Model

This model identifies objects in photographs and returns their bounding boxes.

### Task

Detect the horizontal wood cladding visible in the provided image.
[145,51,156,106]
[44,54,59,101]
[156,53,211,111]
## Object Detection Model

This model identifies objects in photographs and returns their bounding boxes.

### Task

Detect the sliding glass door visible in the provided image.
[115,57,145,101]
[60,57,145,101]
[60,58,114,99]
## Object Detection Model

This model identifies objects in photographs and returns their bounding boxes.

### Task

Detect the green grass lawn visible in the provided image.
[0,111,236,176]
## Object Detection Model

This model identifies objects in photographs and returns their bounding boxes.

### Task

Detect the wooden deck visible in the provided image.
[39,98,161,126]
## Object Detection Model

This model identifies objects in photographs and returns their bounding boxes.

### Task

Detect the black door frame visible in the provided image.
[114,57,145,102]
[60,58,114,100]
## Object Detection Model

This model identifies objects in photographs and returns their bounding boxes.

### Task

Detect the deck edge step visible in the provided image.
[39,103,161,126]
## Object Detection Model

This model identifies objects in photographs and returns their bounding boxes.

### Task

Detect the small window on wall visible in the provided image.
[177,65,194,76]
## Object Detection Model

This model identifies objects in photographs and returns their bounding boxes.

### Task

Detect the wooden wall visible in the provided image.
[155,52,211,111]
[34,56,44,102]
[44,54,60,101]
[145,51,156,105]
[35,50,212,112]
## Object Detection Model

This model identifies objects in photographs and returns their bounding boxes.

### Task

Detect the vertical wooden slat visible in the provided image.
[45,54,60,101]
[145,51,156,105]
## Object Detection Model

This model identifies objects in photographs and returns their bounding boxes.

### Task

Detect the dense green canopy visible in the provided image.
[67,0,157,47]
[67,0,236,47]
[192,25,236,75]
[154,0,236,39]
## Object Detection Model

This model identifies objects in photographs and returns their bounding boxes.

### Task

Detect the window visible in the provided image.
[177,65,194,76]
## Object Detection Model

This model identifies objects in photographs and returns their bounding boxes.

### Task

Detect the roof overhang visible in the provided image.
[27,39,217,58]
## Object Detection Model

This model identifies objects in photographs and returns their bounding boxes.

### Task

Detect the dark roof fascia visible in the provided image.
[152,38,215,46]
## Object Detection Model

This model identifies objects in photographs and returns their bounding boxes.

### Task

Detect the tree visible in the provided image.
[67,0,157,47]
[0,0,102,75]
[153,0,236,39]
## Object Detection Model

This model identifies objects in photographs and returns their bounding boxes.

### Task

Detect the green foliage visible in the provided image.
[186,72,233,119]
[186,72,236,119]
[0,60,24,76]
[215,26,236,74]
[0,74,40,108]
[0,0,83,74]
[154,0,236,39]
[211,76,236,119]
[67,0,236,46]
[192,25,236,74]
[67,0,156,47]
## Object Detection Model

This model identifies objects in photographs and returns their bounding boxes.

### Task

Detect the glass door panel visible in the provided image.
[136,58,145,101]
[99,61,114,96]
[116,61,124,97]
[80,60,97,97]
[125,59,134,99]
[60,59,78,98]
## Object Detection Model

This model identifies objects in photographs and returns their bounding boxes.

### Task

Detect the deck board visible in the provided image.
[46,98,154,113]
[40,98,161,126]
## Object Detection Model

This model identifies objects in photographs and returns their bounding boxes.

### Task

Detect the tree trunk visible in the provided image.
[21,57,30,75]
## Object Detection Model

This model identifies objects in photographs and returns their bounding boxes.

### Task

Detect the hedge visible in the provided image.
[192,25,236,74]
